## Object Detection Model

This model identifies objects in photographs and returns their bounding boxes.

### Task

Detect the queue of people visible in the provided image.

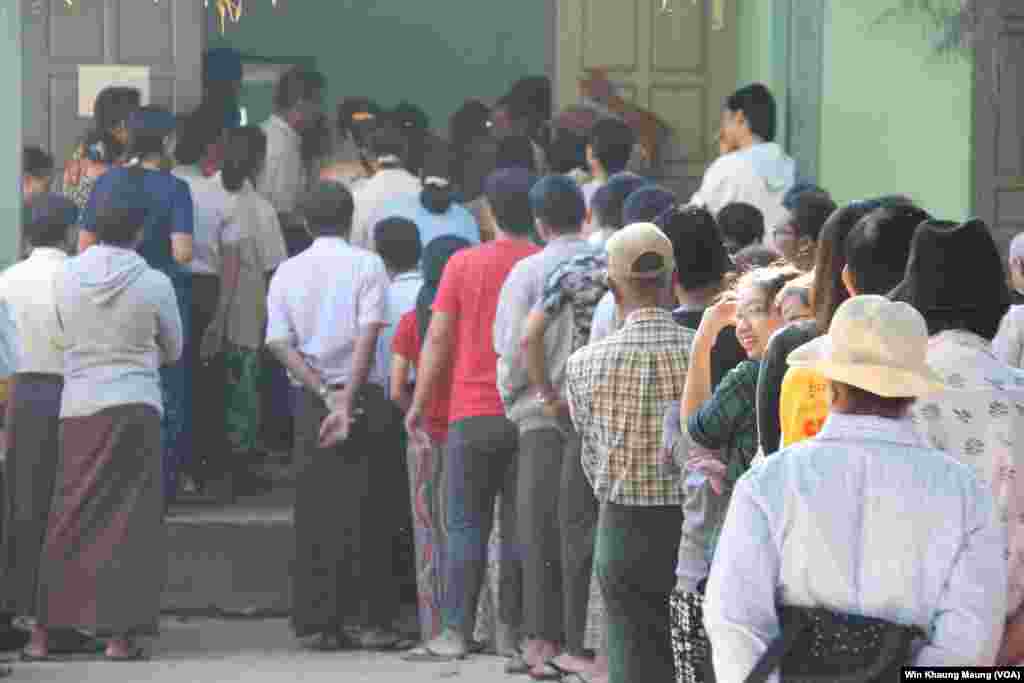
[0,51,1020,683]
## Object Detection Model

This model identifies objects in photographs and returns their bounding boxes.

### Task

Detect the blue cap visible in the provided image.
[204,48,243,84]
[623,186,676,225]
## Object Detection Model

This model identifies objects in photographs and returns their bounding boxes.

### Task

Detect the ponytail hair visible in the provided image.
[222,126,267,193]
[420,176,455,215]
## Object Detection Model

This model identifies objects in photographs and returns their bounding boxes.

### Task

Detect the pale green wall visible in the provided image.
[819,0,973,219]
[207,1,549,134]
[736,0,776,89]
[2,2,21,268]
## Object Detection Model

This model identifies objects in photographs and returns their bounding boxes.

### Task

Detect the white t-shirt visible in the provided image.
[350,168,423,250]
[690,142,795,251]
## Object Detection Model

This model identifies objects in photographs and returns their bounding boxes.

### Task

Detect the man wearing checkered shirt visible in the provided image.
[565,222,692,683]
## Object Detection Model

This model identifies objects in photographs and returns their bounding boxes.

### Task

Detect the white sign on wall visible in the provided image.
[77,65,151,117]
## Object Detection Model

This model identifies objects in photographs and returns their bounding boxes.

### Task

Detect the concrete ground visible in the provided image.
[11,618,515,682]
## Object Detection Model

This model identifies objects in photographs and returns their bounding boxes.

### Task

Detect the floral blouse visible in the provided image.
[910,329,1024,619]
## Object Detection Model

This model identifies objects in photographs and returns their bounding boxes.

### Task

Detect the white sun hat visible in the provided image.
[787,295,945,398]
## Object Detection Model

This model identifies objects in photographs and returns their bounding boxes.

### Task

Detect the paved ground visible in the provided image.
[11,619,514,682]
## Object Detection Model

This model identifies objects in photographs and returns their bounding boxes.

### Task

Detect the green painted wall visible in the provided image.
[736,0,776,89]
[819,0,973,220]
[207,0,549,134]
[2,2,21,268]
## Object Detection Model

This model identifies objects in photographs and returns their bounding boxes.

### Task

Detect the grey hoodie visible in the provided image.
[54,245,183,418]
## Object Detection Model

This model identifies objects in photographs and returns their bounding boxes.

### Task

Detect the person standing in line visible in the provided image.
[704,296,1007,679]
[350,125,423,251]
[79,107,194,506]
[30,179,183,662]
[565,223,690,683]
[268,181,405,651]
[401,168,540,661]
[255,67,325,462]
[581,118,636,229]
[493,175,595,677]
[256,67,325,216]
[198,126,288,490]
[689,83,796,250]
[0,197,104,660]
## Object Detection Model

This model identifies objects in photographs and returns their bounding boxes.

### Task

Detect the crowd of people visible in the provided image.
[2,45,1023,682]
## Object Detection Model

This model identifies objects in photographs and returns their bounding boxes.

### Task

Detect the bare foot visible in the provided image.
[529,640,561,677]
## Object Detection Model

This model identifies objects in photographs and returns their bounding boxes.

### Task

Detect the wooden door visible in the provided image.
[556,0,737,198]
[22,0,203,166]
[974,0,1024,256]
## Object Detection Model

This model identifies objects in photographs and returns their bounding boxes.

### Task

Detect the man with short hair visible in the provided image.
[267,181,403,651]
[690,83,796,250]
[400,168,539,660]
[565,223,691,683]
[772,190,837,271]
[372,216,424,393]
[257,67,325,215]
[705,296,1007,678]
[583,118,636,213]
[351,125,422,250]
[493,175,594,675]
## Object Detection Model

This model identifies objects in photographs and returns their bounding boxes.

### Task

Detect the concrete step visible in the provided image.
[163,487,294,616]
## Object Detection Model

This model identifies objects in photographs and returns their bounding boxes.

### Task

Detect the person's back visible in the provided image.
[438,238,538,422]
[374,183,481,250]
[269,236,386,376]
[86,167,192,274]
[730,424,1004,661]
[56,245,180,418]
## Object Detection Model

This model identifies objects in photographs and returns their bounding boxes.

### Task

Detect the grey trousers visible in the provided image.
[559,431,598,655]
[518,426,577,642]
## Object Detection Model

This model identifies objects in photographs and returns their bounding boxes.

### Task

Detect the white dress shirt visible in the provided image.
[705,413,1008,682]
[0,248,67,374]
[266,237,388,386]
[257,114,307,214]
[350,168,423,250]
[173,168,232,275]
[373,270,423,390]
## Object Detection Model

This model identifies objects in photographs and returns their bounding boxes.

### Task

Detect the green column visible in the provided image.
[0,1,21,269]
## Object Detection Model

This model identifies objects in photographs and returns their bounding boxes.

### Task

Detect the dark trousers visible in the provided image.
[444,415,522,636]
[559,432,598,656]
[596,502,682,683]
[186,273,224,485]
[518,427,570,641]
[290,385,400,635]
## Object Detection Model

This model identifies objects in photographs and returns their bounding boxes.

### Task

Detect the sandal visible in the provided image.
[105,645,148,662]
[530,661,568,681]
[19,649,50,663]
[505,651,531,675]
[401,644,466,662]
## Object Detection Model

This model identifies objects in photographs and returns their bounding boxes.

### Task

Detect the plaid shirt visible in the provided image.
[566,307,693,506]
[687,359,760,490]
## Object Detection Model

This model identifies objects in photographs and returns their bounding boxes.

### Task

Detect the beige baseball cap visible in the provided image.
[606,222,675,281]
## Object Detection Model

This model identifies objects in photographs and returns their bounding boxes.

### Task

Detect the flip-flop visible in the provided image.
[105,645,149,662]
[19,649,51,662]
[401,645,466,662]
[531,661,570,681]
[505,652,530,675]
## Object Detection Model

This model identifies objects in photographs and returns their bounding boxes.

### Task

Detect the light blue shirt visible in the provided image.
[373,196,481,253]
[704,413,1008,681]
[588,290,618,344]
[373,270,424,391]
[0,300,19,380]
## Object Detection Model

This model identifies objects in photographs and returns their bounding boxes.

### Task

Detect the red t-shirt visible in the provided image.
[432,238,540,423]
[392,311,450,443]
